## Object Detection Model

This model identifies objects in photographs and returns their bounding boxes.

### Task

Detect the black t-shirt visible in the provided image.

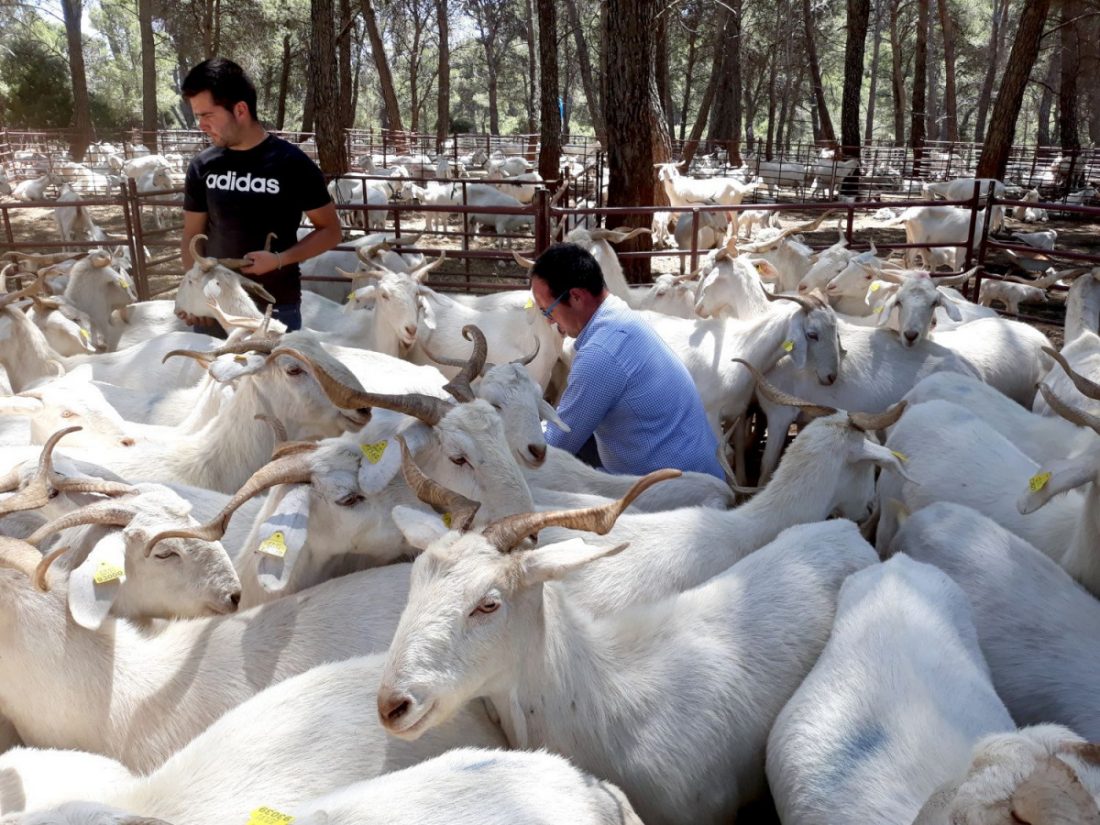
[184,134,330,305]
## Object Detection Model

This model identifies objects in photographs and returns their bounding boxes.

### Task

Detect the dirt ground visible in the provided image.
[2,196,1097,348]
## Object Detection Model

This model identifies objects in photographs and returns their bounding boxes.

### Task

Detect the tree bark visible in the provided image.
[338,0,353,129]
[139,0,157,149]
[360,0,406,139]
[681,4,729,168]
[974,0,1010,143]
[61,0,92,161]
[937,0,959,142]
[436,0,450,143]
[802,0,837,147]
[977,0,1052,178]
[654,9,674,136]
[1058,0,1081,151]
[562,0,603,142]
[911,0,928,175]
[707,0,742,165]
[301,54,316,133]
[865,0,883,142]
[276,33,292,131]
[1037,50,1058,146]
[678,8,699,143]
[604,0,666,281]
[537,0,561,180]
[841,0,871,158]
[889,0,906,146]
[1087,8,1100,144]
[312,0,348,174]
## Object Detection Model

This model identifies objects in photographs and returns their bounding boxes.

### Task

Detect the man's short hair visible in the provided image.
[531,243,606,301]
[182,58,258,120]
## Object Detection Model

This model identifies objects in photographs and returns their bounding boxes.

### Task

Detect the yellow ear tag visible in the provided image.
[346,291,356,303]
[257,531,288,558]
[782,340,795,353]
[247,807,294,825]
[870,282,882,292]
[93,560,125,585]
[524,297,535,310]
[360,440,388,464]
[115,278,130,290]
[233,354,248,364]
[873,305,884,314]
[1029,471,1052,493]
[442,512,453,528]
[890,450,908,463]
[78,327,90,341]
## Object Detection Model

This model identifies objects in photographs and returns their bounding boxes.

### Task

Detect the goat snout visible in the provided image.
[903,330,919,344]
[378,689,412,725]
[823,372,837,386]
[527,444,547,466]
[403,324,418,341]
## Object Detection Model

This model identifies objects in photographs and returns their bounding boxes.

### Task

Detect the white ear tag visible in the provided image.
[254,484,311,593]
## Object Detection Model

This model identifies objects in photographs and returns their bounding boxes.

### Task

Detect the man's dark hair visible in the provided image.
[530,243,606,301]
[182,58,258,120]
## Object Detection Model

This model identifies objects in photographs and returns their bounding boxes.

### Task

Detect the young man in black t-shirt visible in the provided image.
[179,58,341,331]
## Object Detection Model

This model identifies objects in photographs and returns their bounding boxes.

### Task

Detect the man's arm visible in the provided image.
[545,345,627,455]
[240,202,341,276]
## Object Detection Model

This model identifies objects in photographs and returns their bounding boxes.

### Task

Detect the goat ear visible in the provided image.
[391,504,450,549]
[936,293,963,322]
[519,539,630,586]
[784,311,808,369]
[876,293,898,327]
[208,353,265,383]
[1017,452,1099,515]
[358,424,430,494]
[254,483,312,594]
[417,292,437,331]
[848,438,916,482]
[68,531,127,630]
[538,398,570,432]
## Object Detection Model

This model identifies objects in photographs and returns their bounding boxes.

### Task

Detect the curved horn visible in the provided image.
[264,232,277,253]
[162,336,277,366]
[254,413,288,444]
[33,543,72,592]
[848,400,907,432]
[731,358,838,417]
[608,226,652,243]
[412,252,446,281]
[26,500,136,547]
[355,240,390,266]
[1038,383,1100,436]
[0,273,46,311]
[188,233,217,272]
[512,336,541,366]
[740,211,836,253]
[1043,346,1100,401]
[141,448,317,556]
[511,251,536,269]
[238,276,277,305]
[481,468,682,553]
[0,536,44,580]
[441,325,489,402]
[268,346,452,426]
[396,435,480,531]
[215,257,251,270]
[0,426,82,516]
[764,290,817,312]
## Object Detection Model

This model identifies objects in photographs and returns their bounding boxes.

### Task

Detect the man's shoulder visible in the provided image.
[188,145,225,170]
[264,135,320,169]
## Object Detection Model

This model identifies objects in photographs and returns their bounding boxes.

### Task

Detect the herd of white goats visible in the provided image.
[2,168,1100,824]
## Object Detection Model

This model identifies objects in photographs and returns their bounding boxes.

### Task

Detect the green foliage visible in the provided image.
[0,35,75,128]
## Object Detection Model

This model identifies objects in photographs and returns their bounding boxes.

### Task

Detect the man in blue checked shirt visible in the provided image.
[531,243,725,479]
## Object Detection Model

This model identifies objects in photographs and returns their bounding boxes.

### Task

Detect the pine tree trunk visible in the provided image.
[1087,11,1100,144]
[841,0,870,157]
[977,0,1052,178]
[864,0,883,142]
[803,0,837,147]
[654,11,674,136]
[679,14,699,143]
[436,0,450,143]
[706,0,742,165]
[562,0,603,142]
[276,35,292,131]
[338,0,353,129]
[61,0,92,162]
[301,53,315,133]
[1037,51,1058,146]
[360,0,406,141]
[974,0,1009,143]
[681,5,729,168]
[910,0,928,175]
[604,0,665,281]
[889,0,906,146]
[525,0,538,134]
[537,0,561,181]
[1058,0,1081,151]
[311,0,348,174]
[936,0,959,142]
[139,0,157,150]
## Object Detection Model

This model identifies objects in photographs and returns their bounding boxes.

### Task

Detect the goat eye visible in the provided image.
[155,550,179,560]
[336,493,363,507]
[47,488,60,499]
[60,410,76,419]
[490,403,502,411]
[450,456,468,466]
[471,596,499,616]
[807,331,819,341]
[286,366,304,376]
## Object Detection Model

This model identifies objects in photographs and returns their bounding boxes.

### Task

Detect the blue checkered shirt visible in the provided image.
[545,295,724,479]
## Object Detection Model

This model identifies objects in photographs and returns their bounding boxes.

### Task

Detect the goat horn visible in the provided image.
[512,336,541,366]
[0,274,45,311]
[0,536,45,580]
[605,226,651,243]
[254,413,288,444]
[268,346,452,426]
[264,232,277,253]
[188,233,217,271]
[33,543,72,592]
[764,291,817,313]
[441,326,489,402]
[1043,347,1100,401]
[511,251,536,269]
[1037,383,1100,436]
[52,477,134,496]
[413,252,446,281]
[141,448,317,556]
[847,401,907,432]
[740,211,835,253]
[215,257,251,270]
[26,500,136,547]
[731,358,838,417]
[355,241,389,266]
[238,276,277,305]
[0,426,83,516]
[482,468,681,553]
[162,337,277,365]
[396,435,480,531]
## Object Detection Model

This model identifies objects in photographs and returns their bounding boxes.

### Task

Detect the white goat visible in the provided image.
[135,166,174,229]
[379,484,877,825]
[12,175,60,203]
[979,279,1047,315]
[52,184,98,247]
[767,555,1015,825]
[891,501,1100,742]
[1013,229,1057,250]
[1013,188,1049,223]
[883,205,986,269]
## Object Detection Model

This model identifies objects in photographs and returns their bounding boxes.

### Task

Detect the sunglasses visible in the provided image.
[541,291,569,319]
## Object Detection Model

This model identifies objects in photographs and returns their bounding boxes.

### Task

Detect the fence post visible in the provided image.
[534,188,551,254]
[123,178,150,301]
[689,208,700,275]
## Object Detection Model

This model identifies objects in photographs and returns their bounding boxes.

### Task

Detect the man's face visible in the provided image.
[189,90,249,148]
[531,276,583,338]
